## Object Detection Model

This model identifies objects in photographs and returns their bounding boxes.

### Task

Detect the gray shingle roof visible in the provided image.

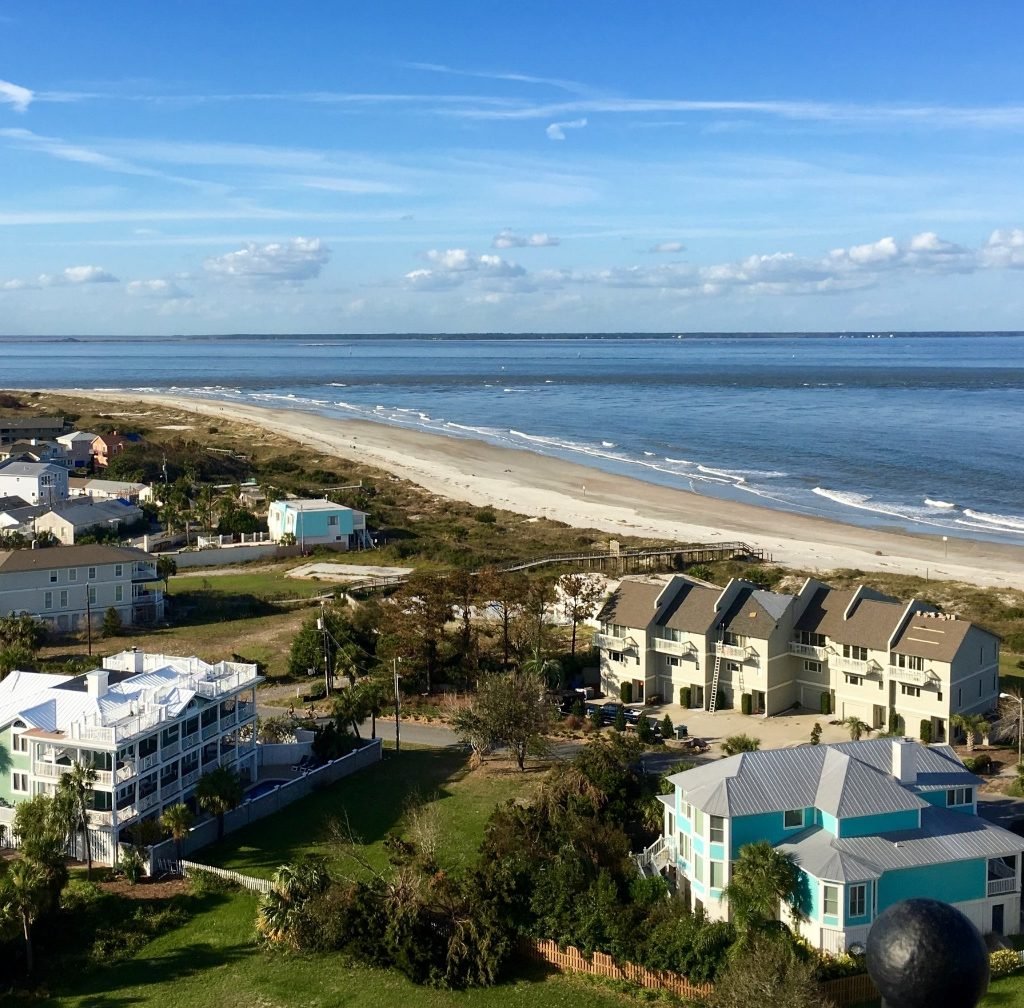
[596,577,667,626]
[0,544,153,573]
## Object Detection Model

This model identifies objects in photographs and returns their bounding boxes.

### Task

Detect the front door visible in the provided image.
[993,904,1004,935]
[633,679,644,703]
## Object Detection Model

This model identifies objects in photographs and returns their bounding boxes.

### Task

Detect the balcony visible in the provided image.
[115,764,136,783]
[715,643,748,662]
[33,762,72,779]
[160,742,180,760]
[181,732,200,751]
[201,723,220,741]
[890,665,937,688]
[790,641,827,661]
[160,778,181,799]
[653,637,699,658]
[593,632,635,651]
[834,655,870,675]
[137,792,159,813]
[138,752,160,773]
[988,877,1017,896]
[180,768,201,789]
[86,809,113,826]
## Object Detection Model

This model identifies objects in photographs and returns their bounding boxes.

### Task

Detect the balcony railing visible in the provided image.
[201,723,220,740]
[33,762,72,779]
[160,779,181,799]
[834,655,870,675]
[116,805,138,822]
[139,752,160,772]
[889,665,937,687]
[715,643,748,661]
[790,641,827,660]
[653,637,699,658]
[115,763,136,783]
[160,742,180,760]
[138,792,159,813]
[593,632,634,650]
[86,809,113,826]
[988,877,1017,896]
[180,768,201,789]
[181,732,200,751]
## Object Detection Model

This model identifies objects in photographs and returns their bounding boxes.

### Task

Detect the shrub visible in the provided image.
[889,711,905,734]
[620,681,633,704]
[661,714,674,739]
[963,754,991,774]
[740,692,752,716]
[819,692,831,716]
[564,714,583,730]
[571,697,584,717]
[473,508,497,524]
[680,686,692,708]
[721,734,760,755]
[188,868,238,896]
[636,713,653,743]
[102,606,123,638]
[118,846,146,885]
[810,722,822,745]
[614,707,627,732]
[588,705,604,731]
[920,719,933,744]
[990,948,1023,978]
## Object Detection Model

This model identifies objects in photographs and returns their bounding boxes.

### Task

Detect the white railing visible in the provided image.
[161,742,180,760]
[138,793,159,813]
[790,641,827,660]
[139,752,160,772]
[889,665,937,687]
[834,655,870,675]
[87,809,113,826]
[219,711,238,727]
[201,723,220,740]
[633,835,676,875]
[116,764,136,783]
[180,768,201,789]
[653,637,699,658]
[116,805,137,822]
[181,732,200,751]
[33,762,71,779]
[592,632,629,650]
[715,643,747,661]
[988,877,1017,896]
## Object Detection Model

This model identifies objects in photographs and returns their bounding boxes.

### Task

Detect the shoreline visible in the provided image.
[42,389,1024,590]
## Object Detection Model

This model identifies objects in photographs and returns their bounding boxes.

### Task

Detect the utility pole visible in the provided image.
[393,657,401,753]
[85,587,93,656]
[318,600,331,697]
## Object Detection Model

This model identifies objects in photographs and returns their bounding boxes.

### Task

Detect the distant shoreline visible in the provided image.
[34,388,1024,590]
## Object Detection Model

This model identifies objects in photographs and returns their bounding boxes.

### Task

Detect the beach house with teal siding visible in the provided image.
[653,739,1023,952]
[267,499,369,550]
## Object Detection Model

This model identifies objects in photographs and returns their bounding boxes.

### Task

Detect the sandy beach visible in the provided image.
[54,390,1024,590]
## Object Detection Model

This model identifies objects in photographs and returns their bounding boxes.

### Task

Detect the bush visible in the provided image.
[889,711,905,734]
[819,692,831,716]
[920,719,933,744]
[620,681,633,704]
[661,714,674,739]
[102,606,123,638]
[588,705,604,731]
[810,722,822,745]
[990,948,1023,978]
[680,686,692,708]
[636,713,653,743]
[614,707,627,732]
[118,846,146,885]
[473,508,497,524]
[741,692,752,715]
[188,868,238,896]
[963,754,992,774]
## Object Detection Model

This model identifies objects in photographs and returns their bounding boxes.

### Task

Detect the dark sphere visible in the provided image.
[866,898,989,1008]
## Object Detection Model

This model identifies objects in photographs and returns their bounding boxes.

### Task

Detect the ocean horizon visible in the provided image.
[3,331,1022,546]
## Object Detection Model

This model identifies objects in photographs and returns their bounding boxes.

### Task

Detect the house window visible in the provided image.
[13,732,28,752]
[947,787,973,807]
[608,651,623,663]
[44,591,53,610]
[328,515,338,526]
[845,674,863,686]
[12,772,28,793]
[901,684,921,698]
[59,590,68,608]
[891,653,924,671]
[49,571,58,583]
[678,832,692,863]
[843,644,868,661]
[823,885,839,916]
[709,862,725,889]
[798,630,826,648]
[784,809,805,829]
[804,660,821,674]
[115,564,123,577]
[88,587,97,605]
[667,656,680,667]
[710,816,725,843]
[693,855,705,884]
[115,585,124,602]
[69,568,77,582]
[88,566,96,579]
[693,808,705,836]
[849,884,867,918]
[723,631,742,647]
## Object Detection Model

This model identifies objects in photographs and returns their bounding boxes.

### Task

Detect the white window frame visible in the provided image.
[44,591,53,610]
[13,731,28,752]
[709,815,725,844]
[69,568,77,582]
[823,884,839,917]
[115,564,123,577]
[88,566,96,579]
[849,884,867,918]
[59,589,68,608]
[784,808,805,829]
[49,571,58,583]
[709,861,725,889]
[12,772,28,793]
[115,585,124,602]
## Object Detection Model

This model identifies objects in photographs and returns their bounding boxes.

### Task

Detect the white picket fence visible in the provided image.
[178,859,275,893]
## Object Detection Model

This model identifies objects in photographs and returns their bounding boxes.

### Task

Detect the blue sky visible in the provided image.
[2,2,1024,334]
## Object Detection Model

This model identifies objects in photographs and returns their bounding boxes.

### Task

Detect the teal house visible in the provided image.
[653,739,1023,953]
[267,499,369,550]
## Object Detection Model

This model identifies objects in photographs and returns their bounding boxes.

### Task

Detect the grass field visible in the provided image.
[166,567,328,601]
[204,747,537,878]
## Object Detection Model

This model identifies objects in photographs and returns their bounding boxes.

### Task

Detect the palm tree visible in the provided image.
[195,766,243,841]
[521,647,562,690]
[160,803,194,865]
[952,713,990,751]
[842,716,870,741]
[722,840,801,941]
[255,857,331,948]
[58,760,98,880]
[0,859,49,974]
[721,734,761,756]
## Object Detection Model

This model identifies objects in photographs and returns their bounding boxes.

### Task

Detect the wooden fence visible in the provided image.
[525,938,878,1006]
[178,859,275,894]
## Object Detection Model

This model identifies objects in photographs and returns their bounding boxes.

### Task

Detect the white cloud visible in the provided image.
[545,117,587,140]
[980,228,1024,269]
[1,265,118,291]
[204,237,330,282]
[405,248,526,290]
[492,229,560,248]
[127,278,190,299]
[0,79,32,112]
[425,248,475,271]
[649,241,685,254]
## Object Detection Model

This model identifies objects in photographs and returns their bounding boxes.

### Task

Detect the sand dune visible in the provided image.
[57,391,1024,590]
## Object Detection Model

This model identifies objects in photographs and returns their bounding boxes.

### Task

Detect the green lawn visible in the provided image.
[167,569,327,601]
[204,747,536,878]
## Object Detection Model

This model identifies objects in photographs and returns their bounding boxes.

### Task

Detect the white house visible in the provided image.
[33,498,144,545]
[0,649,261,863]
[56,431,100,469]
[0,461,69,506]
[68,477,154,504]
[0,543,164,630]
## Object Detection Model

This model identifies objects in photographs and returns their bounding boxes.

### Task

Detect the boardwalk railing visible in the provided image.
[178,859,275,893]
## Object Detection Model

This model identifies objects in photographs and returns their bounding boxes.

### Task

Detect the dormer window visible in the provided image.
[947,787,973,807]
[784,808,806,828]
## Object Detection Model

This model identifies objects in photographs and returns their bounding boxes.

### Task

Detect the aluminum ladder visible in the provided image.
[708,624,723,713]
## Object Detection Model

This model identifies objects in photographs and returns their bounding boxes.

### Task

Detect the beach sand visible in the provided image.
[58,391,1024,590]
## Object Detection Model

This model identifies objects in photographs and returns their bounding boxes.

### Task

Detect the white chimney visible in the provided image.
[86,669,109,697]
[891,739,917,784]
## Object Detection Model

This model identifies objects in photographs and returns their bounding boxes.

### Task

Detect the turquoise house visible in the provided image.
[654,739,1023,953]
[267,499,368,549]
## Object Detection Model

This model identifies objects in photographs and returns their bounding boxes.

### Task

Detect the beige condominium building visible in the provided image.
[595,575,998,742]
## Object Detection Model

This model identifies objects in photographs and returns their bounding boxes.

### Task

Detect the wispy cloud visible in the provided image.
[204,237,330,283]
[1,264,118,291]
[127,278,190,299]
[492,229,560,248]
[402,61,593,96]
[649,241,685,254]
[546,117,587,141]
[0,78,32,112]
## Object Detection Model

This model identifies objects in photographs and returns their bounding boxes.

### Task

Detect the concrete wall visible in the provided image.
[173,543,302,568]
[147,739,382,871]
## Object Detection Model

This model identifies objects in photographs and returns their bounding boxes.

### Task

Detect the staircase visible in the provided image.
[633,836,673,878]
[708,625,723,714]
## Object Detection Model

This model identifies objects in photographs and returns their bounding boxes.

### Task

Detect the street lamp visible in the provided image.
[999,692,1023,767]
[393,657,403,753]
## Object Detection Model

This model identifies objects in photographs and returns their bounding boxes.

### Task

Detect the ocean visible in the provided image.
[2,331,1022,545]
